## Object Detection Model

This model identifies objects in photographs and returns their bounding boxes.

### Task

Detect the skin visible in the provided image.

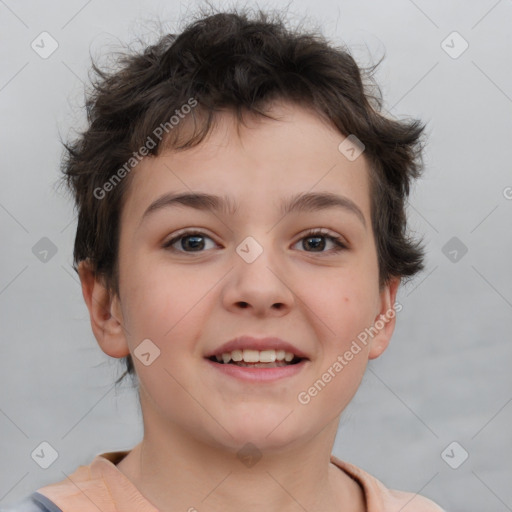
[79,99,400,512]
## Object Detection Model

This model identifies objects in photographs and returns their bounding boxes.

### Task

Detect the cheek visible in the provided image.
[120,267,211,408]
[303,273,378,410]
[120,251,196,331]
[297,357,367,420]
[119,260,217,372]
[297,291,373,414]
[307,271,378,344]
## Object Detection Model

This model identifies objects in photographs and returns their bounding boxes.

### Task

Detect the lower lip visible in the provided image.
[205,358,308,382]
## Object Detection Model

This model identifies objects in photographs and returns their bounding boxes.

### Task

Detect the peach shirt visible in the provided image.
[35,450,445,511]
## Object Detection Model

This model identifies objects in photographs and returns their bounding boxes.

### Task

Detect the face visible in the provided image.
[88,100,399,453]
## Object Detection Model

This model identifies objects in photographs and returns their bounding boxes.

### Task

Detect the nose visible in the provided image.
[221,239,295,317]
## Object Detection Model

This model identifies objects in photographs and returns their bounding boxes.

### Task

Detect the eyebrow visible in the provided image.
[139,191,366,229]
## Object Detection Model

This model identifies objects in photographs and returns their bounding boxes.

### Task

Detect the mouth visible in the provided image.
[207,349,305,368]
[204,336,310,380]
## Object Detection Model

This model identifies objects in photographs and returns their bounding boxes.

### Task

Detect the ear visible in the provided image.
[368,276,401,360]
[77,260,130,358]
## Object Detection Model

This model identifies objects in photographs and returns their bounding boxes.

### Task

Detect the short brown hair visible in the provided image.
[60,5,426,384]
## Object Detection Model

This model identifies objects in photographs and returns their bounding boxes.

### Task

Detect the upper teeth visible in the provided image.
[215,349,295,363]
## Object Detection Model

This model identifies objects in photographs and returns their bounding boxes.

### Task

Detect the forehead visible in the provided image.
[121,101,372,227]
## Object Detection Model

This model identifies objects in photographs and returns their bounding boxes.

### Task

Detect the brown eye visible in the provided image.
[302,235,326,252]
[163,231,217,253]
[294,230,347,254]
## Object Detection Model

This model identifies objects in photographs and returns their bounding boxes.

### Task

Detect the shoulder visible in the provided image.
[1,453,113,512]
[0,492,63,512]
[380,487,446,512]
[330,455,446,512]
[20,450,140,512]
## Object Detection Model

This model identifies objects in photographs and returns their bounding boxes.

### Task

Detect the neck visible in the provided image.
[116,397,365,512]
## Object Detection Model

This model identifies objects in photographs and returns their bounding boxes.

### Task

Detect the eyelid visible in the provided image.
[162,228,218,248]
[162,227,349,253]
[298,227,348,244]
[294,228,348,252]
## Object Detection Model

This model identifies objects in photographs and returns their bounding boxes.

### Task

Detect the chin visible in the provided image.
[214,409,307,452]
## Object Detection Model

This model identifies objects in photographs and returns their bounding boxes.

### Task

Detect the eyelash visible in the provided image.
[162,228,348,254]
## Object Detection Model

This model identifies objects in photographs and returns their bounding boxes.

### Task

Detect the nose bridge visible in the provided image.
[236,233,281,287]
[223,233,294,314]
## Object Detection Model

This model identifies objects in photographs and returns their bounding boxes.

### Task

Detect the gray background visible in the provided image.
[1,1,511,511]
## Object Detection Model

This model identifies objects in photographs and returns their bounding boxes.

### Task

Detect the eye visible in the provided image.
[293,229,347,254]
[162,230,218,253]
[162,228,348,254]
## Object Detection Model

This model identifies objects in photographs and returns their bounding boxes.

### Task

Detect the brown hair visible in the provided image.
[59,5,426,384]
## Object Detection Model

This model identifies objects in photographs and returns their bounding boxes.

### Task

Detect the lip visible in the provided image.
[205,357,309,382]
[204,336,309,359]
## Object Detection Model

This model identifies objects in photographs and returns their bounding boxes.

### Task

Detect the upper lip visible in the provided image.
[205,336,309,359]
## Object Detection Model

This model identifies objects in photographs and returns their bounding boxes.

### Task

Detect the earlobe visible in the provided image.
[368,277,400,360]
[77,260,130,358]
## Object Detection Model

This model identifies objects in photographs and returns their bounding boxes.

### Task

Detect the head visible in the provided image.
[64,6,425,451]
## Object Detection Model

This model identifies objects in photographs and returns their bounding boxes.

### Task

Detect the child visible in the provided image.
[3,5,445,512]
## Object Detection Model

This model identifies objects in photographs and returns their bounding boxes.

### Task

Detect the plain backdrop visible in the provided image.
[1,1,511,511]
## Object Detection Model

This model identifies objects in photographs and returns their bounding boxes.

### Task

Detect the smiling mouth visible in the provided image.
[207,349,305,368]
